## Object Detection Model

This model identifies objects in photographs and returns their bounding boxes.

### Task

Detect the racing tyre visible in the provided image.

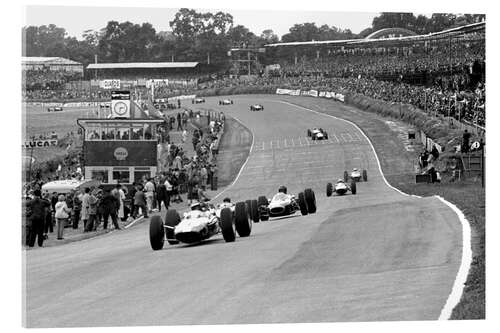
[324,132,329,140]
[307,129,312,137]
[245,199,252,216]
[363,169,368,181]
[235,201,251,237]
[326,182,333,197]
[344,170,349,182]
[165,209,181,245]
[298,192,308,216]
[258,196,269,221]
[220,207,235,242]
[149,216,165,251]
[304,188,316,213]
[312,135,316,141]
[351,181,357,195]
[250,199,260,223]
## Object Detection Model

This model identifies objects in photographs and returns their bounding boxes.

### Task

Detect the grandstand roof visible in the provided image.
[22,57,82,65]
[87,62,199,70]
[265,21,485,48]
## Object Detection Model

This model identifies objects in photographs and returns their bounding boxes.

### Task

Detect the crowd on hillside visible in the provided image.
[23,69,82,91]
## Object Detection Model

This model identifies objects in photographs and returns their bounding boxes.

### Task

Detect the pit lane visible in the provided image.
[24,95,464,326]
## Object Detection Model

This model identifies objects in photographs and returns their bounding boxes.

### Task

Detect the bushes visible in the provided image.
[345,93,463,151]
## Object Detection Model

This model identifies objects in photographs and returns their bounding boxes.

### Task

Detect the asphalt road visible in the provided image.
[24,96,463,327]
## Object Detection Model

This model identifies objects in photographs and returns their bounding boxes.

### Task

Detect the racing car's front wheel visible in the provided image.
[250,199,259,223]
[351,181,357,195]
[165,209,181,245]
[304,188,316,213]
[149,216,165,251]
[235,201,251,237]
[363,169,368,182]
[220,207,236,242]
[326,182,333,197]
[298,192,308,216]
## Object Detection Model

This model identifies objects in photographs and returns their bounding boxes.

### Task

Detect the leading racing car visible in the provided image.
[47,106,63,112]
[307,128,329,140]
[344,168,368,182]
[326,179,357,197]
[250,104,264,111]
[149,198,253,250]
[192,97,206,104]
[257,186,316,221]
[219,99,234,105]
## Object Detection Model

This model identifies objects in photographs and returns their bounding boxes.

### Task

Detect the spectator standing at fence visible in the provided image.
[144,178,155,214]
[128,183,137,220]
[462,129,471,153]
[26,190,49,247]
[101,189,121,230]
[81,188,91,231]
[133,185,148,218]
[86,190,98,232]
[54,194,71,240]
[72,190,82,229]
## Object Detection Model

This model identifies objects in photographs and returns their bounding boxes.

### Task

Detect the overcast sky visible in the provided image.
[24,6,383,39]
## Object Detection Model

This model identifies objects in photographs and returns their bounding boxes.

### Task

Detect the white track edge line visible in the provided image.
[435,195,473,320]
[124,215,144,229]
[212,115,255,201]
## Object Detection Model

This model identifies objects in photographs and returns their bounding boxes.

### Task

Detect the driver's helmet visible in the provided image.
[190,201,201,211]
[278,185,287,194]
[223,197,231,203]
[352,168,358,172]
[337,179,344,183]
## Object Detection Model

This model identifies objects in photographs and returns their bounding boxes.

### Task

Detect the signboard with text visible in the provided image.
[84,141,157,166]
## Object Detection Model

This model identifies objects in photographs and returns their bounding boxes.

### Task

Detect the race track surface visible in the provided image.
[24,96,463,327]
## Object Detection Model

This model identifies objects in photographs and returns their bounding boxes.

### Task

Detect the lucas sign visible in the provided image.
[23,139,58,148]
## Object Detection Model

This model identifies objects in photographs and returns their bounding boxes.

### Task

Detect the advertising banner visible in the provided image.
[23,139,58,148]
[99,79,121,90]
[84,141,157,166]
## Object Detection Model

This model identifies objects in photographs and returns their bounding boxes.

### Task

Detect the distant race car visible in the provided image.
[192,97,206,104]
[344,168,368,182]
[307,128,329,140]
[47,107,63,112]
[257,186,316,221]
[219,99,234,105]
[250,104,264,111]
[326,179,357,197]
[149,199,253,250]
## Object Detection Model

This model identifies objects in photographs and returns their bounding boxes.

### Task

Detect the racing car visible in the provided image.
[343,168,368,182]
[47,106,63,112]
[326,179,357,197]
[250,104,264,111]
[257,186,316,221]
[149,199,253,250]
[307,128,329,140]
[192,97,206,104]
[219,99,234,105]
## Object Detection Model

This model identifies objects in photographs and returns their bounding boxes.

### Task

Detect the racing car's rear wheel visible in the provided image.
[324,132,329,140]
[149,216,165,251]
[250,199,259,223]
[165,209,181,245]
[258,196,269,221]
[326,182,333,197]
[304,188,316,213]
[363,169,368,182]
[298,192,308,216]
[220,207,235,242]
[344,171,349,182]
[351,181,357,195]
[235,201,251,237]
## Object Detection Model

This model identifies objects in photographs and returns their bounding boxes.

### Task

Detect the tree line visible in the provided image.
[22,9,485,67]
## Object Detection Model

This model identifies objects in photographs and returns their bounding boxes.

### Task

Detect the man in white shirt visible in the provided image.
[144,178,155,213]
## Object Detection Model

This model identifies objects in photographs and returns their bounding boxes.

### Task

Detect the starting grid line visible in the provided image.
[252,132,364,151]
